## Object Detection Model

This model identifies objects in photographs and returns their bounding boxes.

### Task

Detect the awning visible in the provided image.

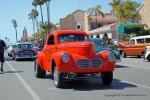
[117,22,143,34]
[87,23,117,35]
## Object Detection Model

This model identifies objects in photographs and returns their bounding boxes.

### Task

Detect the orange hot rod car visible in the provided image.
[34,30,115,88]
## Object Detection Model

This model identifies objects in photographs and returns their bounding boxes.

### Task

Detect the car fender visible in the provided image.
[97,50,116,62]
[50,51,88,73]
[37,52,45,68]
[50,51,68,73]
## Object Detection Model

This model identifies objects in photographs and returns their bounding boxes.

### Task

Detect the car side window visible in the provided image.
[137,39,144,44]
[48,35,55,45]
[145,38,150,43]
[130,39,135,44]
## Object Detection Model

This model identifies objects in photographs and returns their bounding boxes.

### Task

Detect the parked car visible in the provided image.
[90,38,121,63]
[35,30,116,88]
[7,44,17,57]
[12,42,36,60]
[118,35,150,57]
[144,46,150,61]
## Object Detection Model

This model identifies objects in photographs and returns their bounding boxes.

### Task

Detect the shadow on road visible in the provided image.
[0,70,24,74]
[43,74,137,91]
[116,65,129,68]
[59,78,137,91]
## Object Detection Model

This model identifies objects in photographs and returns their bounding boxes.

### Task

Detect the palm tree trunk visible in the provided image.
[46,1,50,25]
[15,27,18,42]
[39,5,44,23]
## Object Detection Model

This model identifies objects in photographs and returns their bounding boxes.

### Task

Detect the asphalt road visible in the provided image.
[0,55,150,100]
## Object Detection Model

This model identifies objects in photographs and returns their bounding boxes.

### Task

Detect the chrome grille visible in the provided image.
[76,60,90,68]
[92,59,103,68]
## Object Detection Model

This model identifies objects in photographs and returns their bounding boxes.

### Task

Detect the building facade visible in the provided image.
[139,0,150,28]
[60,10,89,32]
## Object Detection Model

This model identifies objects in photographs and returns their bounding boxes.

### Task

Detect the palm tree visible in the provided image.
[109,0,121,17]
[11,19,18,42]
[119,0,140,23]
[109,0,140,23]
[28,9,39,40]
[45,0,51,25]
[87,4,104,28]
[32,0,45,23]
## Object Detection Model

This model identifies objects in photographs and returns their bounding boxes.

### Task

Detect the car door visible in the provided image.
[125,39,137,56]
[44,35,57,71]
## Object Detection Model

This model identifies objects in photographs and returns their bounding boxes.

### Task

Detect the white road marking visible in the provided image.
[120,79,150,90]
[6,62,42,100]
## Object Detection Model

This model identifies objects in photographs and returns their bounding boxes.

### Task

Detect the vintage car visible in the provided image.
[7,44,17,57]
[144,46,150,61]
[35,30,116,88]
[90,38,121,62]
[12,42,36,60]
[118,35,150,57]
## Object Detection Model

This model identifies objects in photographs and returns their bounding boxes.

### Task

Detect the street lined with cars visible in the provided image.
[0,55,150,100]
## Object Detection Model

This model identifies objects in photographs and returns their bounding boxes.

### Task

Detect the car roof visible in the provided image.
[90,38,105,42]
[130,35,150,40]
[48,30,89,37]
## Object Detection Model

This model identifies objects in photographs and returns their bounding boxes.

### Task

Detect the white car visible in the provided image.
[7,44,17,57]
[144,46,150,61]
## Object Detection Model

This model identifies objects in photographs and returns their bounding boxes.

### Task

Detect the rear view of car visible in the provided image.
[13,43,36,60]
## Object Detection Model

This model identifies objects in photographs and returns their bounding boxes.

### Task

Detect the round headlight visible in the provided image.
[108,52,115,62]
[62,53,69,63]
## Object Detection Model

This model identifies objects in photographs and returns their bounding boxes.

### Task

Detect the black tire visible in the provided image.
[121,51,126,58]
[148,55,150,62]
[34,59,46,78]
[53,67,64,88]
[101,72,113,85]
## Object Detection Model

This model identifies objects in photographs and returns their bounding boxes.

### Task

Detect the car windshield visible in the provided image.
[92,40,107,47]
[58,34,87,42]
[18,44,32,49]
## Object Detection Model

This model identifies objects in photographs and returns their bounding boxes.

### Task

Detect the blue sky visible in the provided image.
[0,0,143,43]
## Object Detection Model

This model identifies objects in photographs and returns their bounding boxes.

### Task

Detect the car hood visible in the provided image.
[57,42,95,58]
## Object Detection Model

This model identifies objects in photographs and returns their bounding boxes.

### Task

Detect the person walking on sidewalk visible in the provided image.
[0,39,6,72]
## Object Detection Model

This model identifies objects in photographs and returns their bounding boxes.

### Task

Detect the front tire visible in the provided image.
[147,55,150,62]
[34,59,46,78]
[121,51,126,58]
[101,72,113,85]
[53,67,64,88]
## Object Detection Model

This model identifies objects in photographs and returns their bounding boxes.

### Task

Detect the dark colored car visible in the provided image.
[90,38,121,63]
[12,42,36,60]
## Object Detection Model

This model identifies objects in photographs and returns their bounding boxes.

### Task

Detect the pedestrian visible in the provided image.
[0,39,6,72]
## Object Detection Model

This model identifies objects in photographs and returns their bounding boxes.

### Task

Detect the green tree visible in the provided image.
[37,22,57,40]
[87,4,104,28]
[119,0,140,23]
[11,19,18,42]
[109,0,121,22]
[109,0,140,23]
